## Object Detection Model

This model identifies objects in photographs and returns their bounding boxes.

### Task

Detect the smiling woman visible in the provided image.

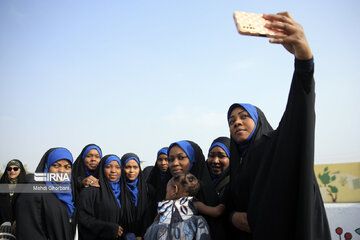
[206,136,230,199]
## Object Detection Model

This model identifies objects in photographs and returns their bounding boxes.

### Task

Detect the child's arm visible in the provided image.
[193,201,225,218]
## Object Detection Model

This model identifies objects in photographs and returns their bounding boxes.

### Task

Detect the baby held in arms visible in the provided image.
[144,173,211,240]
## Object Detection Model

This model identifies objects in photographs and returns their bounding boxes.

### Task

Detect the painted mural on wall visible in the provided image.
[314,162,360,203]
[334,227,360,240]
[325,203,360,240]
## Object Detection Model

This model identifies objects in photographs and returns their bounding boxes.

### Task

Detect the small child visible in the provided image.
[144,173,211,240]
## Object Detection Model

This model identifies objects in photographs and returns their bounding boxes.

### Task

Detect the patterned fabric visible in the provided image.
[144,197,211,240]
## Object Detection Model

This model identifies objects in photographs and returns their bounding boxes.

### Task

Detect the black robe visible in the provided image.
[206,136,231,200]
[206,164,230,200]
[0,159,27,225]
[14,148,76,240]
[72,144,101,204]
[120,153,155,238]
[228,59,330,240]
[146,158,172,204]
[78,155,122,240]
[168,141,227,240]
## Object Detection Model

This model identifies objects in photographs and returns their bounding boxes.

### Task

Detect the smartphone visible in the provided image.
[233,11,276,37]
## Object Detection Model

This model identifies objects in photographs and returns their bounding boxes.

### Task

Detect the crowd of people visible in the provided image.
[0,12,331,240]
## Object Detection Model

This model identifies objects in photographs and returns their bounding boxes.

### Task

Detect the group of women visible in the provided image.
[0,138,231,240]
[0,13,331,240]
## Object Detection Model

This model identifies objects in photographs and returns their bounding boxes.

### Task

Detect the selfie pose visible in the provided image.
[227,12,330,240]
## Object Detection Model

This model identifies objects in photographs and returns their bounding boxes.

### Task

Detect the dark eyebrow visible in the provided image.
[229,110,246,119]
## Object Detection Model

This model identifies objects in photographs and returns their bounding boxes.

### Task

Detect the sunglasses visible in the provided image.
[7,167,19,172]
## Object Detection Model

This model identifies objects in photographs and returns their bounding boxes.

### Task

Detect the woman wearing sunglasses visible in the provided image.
[0,159,27,225]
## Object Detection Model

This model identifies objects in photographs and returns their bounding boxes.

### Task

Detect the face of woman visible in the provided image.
[7,165,21,179]
[156,154,168,173]
[104,161,121,182]
[123,160,140,181]
[207,146,230,175]
[228,107,256,143]
[49,160,72,174]
[84,149,101,170]
[168,145,191,176]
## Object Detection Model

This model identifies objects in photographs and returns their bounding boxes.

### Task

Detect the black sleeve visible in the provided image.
[15,193,48,240]
[78,188,118,239]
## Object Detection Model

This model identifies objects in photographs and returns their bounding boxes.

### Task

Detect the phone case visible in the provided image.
[233,11,276,37]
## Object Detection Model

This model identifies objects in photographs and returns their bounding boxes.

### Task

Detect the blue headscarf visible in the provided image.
[157,147,168,158]
[44,148,75,217]
[227,103,259,157]
[124,156,140,206]
[168,140,195,172]
[227,103,258,143]
[82,145,102,177]
[157,147,168,180]
[208,137,231,182]
[104,155,121,208]
[209,142,230,158]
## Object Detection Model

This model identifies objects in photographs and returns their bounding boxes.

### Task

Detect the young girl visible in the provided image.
[144,173,210,240]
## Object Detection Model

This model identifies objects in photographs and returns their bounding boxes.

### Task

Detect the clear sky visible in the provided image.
[1,0,359,172]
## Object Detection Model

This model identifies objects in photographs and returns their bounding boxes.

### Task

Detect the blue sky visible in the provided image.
[1,0,359,172]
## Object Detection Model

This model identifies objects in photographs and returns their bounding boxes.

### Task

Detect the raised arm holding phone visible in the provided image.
[226,11,330,240]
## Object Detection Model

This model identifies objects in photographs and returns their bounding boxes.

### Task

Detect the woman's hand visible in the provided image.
[263,12,312,60]
[81,175,100,188]
[117,226,124,237]
[232,212,251,232]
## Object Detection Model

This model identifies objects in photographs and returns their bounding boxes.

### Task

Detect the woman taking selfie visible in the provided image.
[226,12,330,240]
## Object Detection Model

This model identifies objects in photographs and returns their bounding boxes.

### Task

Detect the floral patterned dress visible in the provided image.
[144,197,211,240]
